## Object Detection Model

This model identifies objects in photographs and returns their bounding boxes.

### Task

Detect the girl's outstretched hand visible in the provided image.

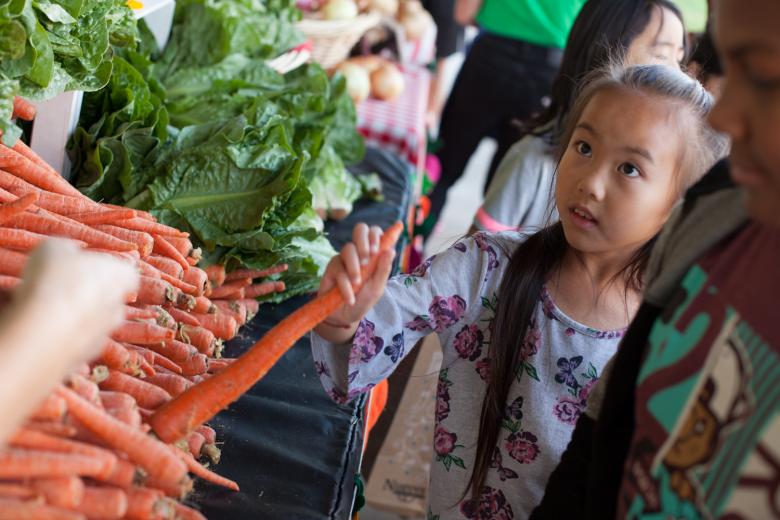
[314,223,396,343]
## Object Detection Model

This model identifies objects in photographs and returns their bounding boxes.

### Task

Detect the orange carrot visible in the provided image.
[73,486,128,519]
[208,279,250,300]
[32,476,84,509]
[150,221,403,442]
[8,210,136,251]
[0,246,27,276]
[213,300,247,326]
[115,218,189,238]
[156,269,198,295]
[204,264,226,287]
[111,320,175,346]
[0,145,83,197]
[103,204,152,220]
[125,487,171,520]
[69,374,101,407]
[68,208,136,226]
[191,312,237,341]
[182,266,207,296]
[177,325,216,356]
[172,290,196,311]
[103,458,139,489]
[98,339,136,375]
[134,276,176,306]
[162,305,199,327]
[0,191,37,224]
[152,234,190,272]
[0,483,36,499]
[0,498,86,520]
[207,360,229,373]
[0,449,112,479]
[0,227,86,251]
[196,425,216,445]
[0,174,94,214]
[146,255,184,279]
[12,97,36,120]
[177,353,208,377]
[145,373,192,397]
[9,138,59,176]
[225,263,288,281]
[244,281,286,299]
[149,352,184,375]
[99,391,137,411]
[176,449,239,491]
[158,236,192,257]
[92,225,153,258]
[186,431,205,458]
[146,339,197,363]
[192,296,214,314]
[31,394,67,422]
[0,274,21,291]
[125,306,158,321]
[239,298,260,319]
[99,370,171,410]
[57,387,188,489]
[25,422,78,438]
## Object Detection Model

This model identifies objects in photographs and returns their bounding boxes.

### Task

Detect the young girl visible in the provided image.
[473,0,687,234]
[312,64,727,518]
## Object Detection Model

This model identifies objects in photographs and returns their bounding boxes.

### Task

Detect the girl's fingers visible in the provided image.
[365,249,395,296]
[336,272,356,306]
[340,243,362,284]
[368,226,383,255]
[352,223,370,264]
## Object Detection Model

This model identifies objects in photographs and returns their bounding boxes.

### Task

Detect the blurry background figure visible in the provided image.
[420,0,586,240]
[688,27,723,98]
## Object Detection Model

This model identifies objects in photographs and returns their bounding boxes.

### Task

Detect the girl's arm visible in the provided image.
[311,228,493,403]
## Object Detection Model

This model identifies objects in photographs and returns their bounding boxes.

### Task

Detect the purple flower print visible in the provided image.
[554,356,583,390]
[453,241,467,253]
[314,361,330,378]
[473,233,500,280]
[351,319,384,363]
[347,370,359,384]
[328,386,348,404]
[475,358,491,381]
[347,384,375,402]
[505,430,540,464]
[453,324,484,361]
[429,295,467,332]
[578,379,597,402]
[383,332,405,363]
[404,315,431,332]
[565,327,576,337]
[520,318,541,361]
[553,397,583,425]
[460,486,514,520]
[436,392,451,423]
[411,255,436,277]
[434,426,457,456]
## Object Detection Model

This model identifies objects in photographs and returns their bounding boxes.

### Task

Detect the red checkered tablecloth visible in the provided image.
[356,65,431,174]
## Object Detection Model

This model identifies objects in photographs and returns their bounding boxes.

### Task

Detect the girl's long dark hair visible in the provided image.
[524,0,688,144]
[464,64,729,501]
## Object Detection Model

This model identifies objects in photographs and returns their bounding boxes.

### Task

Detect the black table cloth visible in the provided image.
[194,147,413,519]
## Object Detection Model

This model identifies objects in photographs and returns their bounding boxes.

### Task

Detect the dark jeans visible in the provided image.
[427,33,560,231]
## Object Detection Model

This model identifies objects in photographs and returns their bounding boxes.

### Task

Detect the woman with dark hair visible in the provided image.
[472,0,688,234]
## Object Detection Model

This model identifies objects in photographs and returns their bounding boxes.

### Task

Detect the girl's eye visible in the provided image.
[619,163,641,178]
[575,141,592,157]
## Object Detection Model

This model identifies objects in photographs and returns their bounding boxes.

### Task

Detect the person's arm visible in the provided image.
[454,0,482,25]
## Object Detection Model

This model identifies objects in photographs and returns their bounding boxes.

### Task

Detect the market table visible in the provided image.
[193,146,414,519]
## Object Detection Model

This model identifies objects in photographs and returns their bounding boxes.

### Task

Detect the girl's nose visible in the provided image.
[577,167,607,201]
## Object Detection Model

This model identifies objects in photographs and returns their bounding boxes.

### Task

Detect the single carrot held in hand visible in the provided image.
[150,221,403,442]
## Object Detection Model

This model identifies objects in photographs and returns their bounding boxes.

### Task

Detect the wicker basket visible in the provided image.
[297,11,382,70]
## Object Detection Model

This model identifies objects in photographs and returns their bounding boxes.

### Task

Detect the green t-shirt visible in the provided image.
[476,0,586,49]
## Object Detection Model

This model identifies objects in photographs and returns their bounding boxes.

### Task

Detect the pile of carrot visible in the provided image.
[0,98,293,519]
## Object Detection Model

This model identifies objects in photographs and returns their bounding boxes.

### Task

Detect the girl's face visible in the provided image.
[556,88,682,259]
[626,6,686,69]
[709,0,780,228]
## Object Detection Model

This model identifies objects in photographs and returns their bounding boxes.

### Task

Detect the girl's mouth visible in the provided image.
[569,206,598,228]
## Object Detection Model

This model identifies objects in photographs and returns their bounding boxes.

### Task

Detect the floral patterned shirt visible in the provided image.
[311,233,625,519]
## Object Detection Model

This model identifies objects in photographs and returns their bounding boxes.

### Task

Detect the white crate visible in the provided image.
[28,0,176,179]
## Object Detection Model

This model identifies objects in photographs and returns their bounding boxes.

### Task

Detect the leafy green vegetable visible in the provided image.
[0,0,137,145]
